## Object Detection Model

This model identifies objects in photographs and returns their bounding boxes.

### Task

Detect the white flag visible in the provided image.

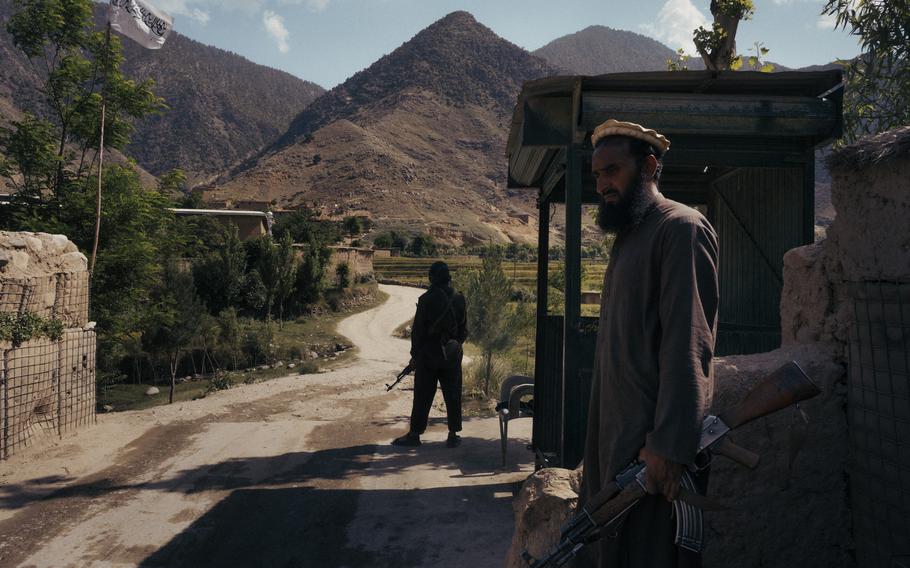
[109,0,173,50]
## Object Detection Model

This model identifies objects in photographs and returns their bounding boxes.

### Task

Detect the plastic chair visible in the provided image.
[496,374,534,466]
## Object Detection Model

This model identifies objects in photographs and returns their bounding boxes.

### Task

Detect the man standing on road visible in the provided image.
[392,261,468,448]
[580,120,719,567]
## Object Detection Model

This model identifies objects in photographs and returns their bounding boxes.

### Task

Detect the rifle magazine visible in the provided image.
[673,470,704,553]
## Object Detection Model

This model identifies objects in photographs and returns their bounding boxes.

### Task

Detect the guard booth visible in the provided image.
[507,71,843,469]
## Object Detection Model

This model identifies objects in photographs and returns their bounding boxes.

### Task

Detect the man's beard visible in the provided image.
[597,172,653,233]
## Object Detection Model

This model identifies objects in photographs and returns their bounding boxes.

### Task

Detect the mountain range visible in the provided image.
[205,11,560,245]
[1,5,833,242]
[532,25,707,74]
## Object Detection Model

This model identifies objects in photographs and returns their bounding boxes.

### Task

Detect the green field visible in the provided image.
[374,255,608,293]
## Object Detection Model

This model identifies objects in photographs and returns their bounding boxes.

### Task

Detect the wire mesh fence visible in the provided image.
[0,270,94,459]
[0,330,96,459]
[848,281,910,568]
[60,327,96,435]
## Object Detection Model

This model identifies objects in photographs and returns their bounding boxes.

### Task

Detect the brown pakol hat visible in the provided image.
[591,119,671,154]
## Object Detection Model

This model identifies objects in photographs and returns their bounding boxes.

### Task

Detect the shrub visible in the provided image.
[336,262,351,289]
[463,356,508,399]
[205,370,232,394]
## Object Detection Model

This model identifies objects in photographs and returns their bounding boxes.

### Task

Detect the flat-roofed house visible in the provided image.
[170,209,273,241]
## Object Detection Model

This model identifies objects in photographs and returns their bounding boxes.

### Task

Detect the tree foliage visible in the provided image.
[335,261,351,289]
[822,0,910,142]
[193,224,247,314]
[693,0,754,71]
[3,0,164,205]
[272,206,342,245]
[142,262,205,403]
[462,247,532,397]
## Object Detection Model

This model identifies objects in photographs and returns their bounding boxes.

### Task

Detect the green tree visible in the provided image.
[1,0,172,387]
[373,232,393,249]
[463,247,532,396]
[217,308,243,371]
[822,0,910,141]
[74,164,175,382]
[342,216,363,236]
[391,231,410,251]
[143,263,205,403]
[336,261,351,289]
[292,239,328,309]
[3,0,164,205]
[692,0,754,71]
[273,206,342,245]
[252,234,298,322]
[409,233,437,257]
[240,270,267,314]
[274,233,298,326]
[193,224,247,314]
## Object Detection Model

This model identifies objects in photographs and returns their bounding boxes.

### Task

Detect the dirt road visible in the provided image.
[0,284,533,568]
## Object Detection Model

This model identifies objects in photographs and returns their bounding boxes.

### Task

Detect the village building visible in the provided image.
[169,208,273,240]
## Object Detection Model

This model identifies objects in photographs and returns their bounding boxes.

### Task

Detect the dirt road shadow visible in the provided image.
[137,482,517,568]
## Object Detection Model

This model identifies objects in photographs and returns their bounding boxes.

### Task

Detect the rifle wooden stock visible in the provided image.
[712,437,761,469]
[583,480,621,514]
[718,361,820,430]
[590,483,646,527]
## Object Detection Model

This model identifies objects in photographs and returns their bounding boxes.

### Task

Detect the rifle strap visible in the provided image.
[427,289,457,337]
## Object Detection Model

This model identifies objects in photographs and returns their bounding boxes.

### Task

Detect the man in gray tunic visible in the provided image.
[580,120,719,567]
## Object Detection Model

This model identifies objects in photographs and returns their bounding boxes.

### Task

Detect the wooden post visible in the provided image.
[562,144,583,467]
[89,21,111,279]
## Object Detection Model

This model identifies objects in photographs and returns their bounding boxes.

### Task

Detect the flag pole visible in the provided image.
[90,15,111,279]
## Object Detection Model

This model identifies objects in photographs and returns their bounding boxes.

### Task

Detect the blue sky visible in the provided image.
[146,0,861,89]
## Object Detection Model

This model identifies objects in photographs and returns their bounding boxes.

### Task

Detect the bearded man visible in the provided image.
[580,120,719,567]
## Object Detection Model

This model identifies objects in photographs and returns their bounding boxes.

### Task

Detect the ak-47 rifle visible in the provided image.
[385,363,414,392]
[523,361,820,568]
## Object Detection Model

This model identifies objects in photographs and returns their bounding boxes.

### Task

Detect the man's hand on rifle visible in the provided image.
[638,447,684,502]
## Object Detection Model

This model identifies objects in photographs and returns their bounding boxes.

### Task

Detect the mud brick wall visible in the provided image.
[327,247,375,280]
[780,127,910,567]
[0,231,95,459]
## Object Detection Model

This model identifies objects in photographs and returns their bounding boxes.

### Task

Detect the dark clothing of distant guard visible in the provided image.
[408,284,468,436]
[580,195,719,568]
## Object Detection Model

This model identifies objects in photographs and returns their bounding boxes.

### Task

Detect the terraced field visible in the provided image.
[374,255,608,293]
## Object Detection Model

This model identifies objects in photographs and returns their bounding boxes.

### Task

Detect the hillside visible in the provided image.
[207,12,561,245]
[532,25,706,74]
[0,2,325,186]
[118,33,324,185]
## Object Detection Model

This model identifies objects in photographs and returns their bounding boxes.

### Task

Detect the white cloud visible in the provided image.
[640,0,710,55]
[263,10,291,53]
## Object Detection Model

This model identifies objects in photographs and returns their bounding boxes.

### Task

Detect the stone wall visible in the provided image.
[0,232,96,459]
[327,246,374,281]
